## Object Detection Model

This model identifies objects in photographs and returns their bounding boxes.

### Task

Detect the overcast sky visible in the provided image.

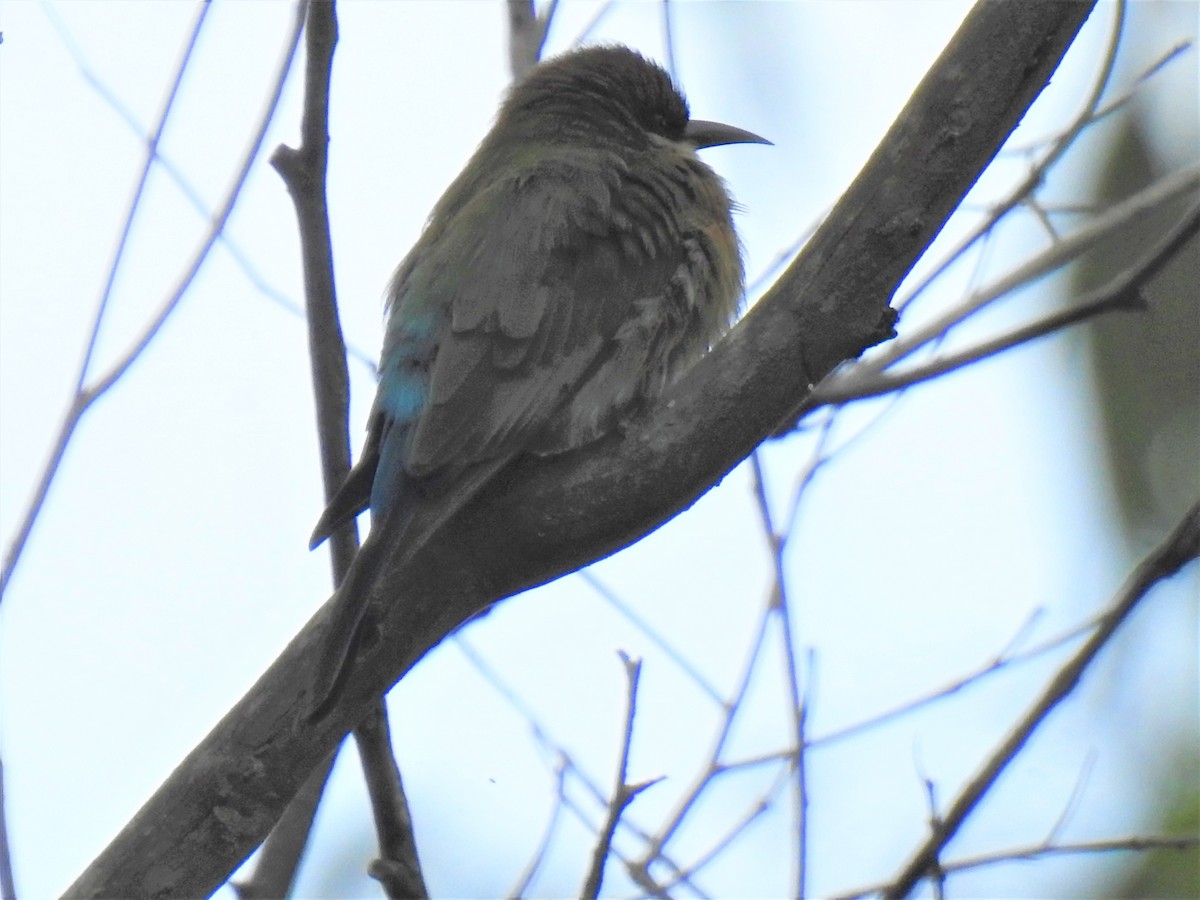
[1,2,1197,898]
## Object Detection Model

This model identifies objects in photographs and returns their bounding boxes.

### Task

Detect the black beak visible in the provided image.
[684,118,771,149]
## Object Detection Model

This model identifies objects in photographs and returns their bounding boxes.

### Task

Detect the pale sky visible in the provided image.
[1,2,1196,898]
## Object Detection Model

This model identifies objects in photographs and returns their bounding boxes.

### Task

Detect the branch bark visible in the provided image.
[63,2,1098,896]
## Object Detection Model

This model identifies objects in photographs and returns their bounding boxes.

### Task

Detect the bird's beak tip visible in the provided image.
[684,119,772,149]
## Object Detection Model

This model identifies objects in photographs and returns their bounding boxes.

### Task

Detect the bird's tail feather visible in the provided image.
[306,455,516,719]
[309,455,377,550]
[307,534,388,720]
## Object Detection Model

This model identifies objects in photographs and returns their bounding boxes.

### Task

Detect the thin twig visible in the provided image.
[581,653,659,900]
[796,651,814,900]
[881,500,1200,899]
[264,2,429,896]
[1044,752,1097,846]
[916,772,946,900]
[779,415,837,544]
[942,834,1200,876]
[817,163,1200,400]
[560,785,673,900]
[0,758,13,900]
[507,0,557,79]
[892,0,1128,318]
[746,214,824,300]
[749,452,808,898]
[721,610,1102,774]
[661,0,677,81]
[1009,40,1193,145]
[835,834,1199,899]
[810,615,1096,751]
[626,436,834,892]
[39,0,376,371]
[658,763,794,893]
[0,2,214,602]
[636,582,775,864]
[508,756,569,898]
[578,569,725,706]
[453,636,612,807]
[571,2,616,47]
[820,194,1200,404]
[452,635,697,891]
[239,1,353,894]
[358,705,429,898]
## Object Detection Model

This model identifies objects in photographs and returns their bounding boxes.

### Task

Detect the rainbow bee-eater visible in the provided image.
[309,44,767,715]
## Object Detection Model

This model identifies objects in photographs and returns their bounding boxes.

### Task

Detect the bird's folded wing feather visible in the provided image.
[308,155,688,713]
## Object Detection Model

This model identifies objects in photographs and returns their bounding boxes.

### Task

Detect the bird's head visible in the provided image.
[497,45,769,153]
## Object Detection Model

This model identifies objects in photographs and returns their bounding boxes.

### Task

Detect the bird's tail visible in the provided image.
[306,533,390,720]
[306,454,517,719]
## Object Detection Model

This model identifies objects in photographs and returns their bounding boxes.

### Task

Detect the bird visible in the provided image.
[308,44,768,716]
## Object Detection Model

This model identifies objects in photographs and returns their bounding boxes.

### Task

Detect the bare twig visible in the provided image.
[358,706,429,899]
[507,0,557,78]
[0,758,13,900]
[749,451,809,898]
[881,500,1200,899]
[796,652,814,900]
[507,756,569,898]
[835,834,1199,899]
[722,612,1099,775]
[0,2,214,603]
[628,427,839,891]
[635,581,775,867]
[0,4,285,892]
[820,195,1200,404]
[817,162,1200,402]
[581,654,660,900]
[746,213,824,299]
[263,2,428,896]
[1044,752,1097,845]
[38,1,375,371]
[941,834,1200,876]
[780,414,837,534]
[661,0,678,80]
[1014,40,1193,144]
[891,0,1128,319]
[916,774,946,900]
[452,634,695,892]
[579,569,724,706]
[237,2,350,895]
[658,763,794,893]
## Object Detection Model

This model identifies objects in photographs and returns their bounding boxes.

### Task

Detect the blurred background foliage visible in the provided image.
[1073,34,1198,896]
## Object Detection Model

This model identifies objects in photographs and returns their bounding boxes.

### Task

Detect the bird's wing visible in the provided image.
[307,426,379,549]
[307,157,693,716]
[376,155,686,514]
[308,153,709,550]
